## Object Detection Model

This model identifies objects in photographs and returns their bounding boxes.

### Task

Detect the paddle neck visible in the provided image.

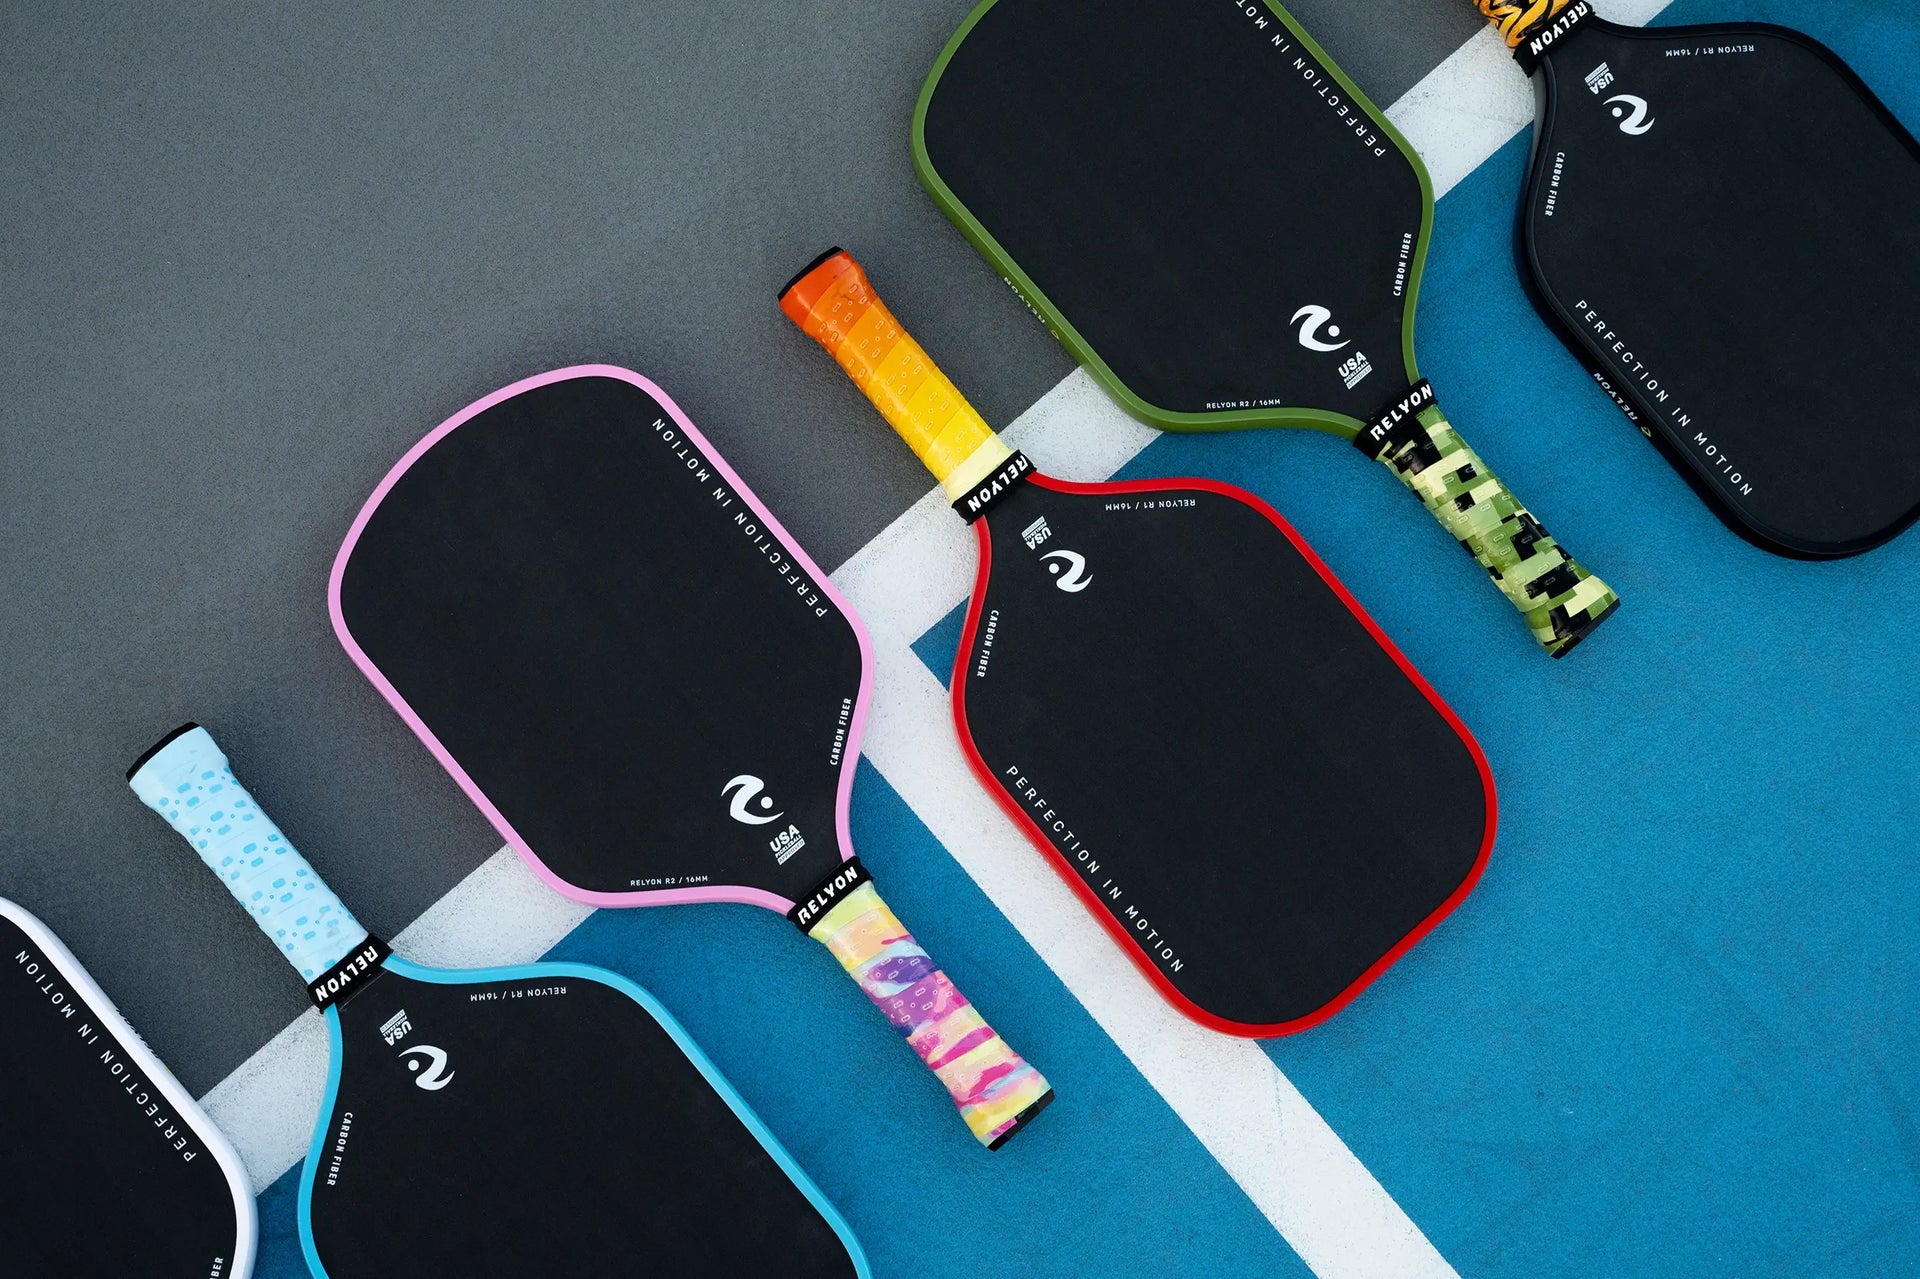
[129,724,385,1007]
[781,249,1028,521]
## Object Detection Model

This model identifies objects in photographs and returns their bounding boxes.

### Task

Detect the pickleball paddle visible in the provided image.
[1476,0,1920,556]
[913,0,1619,655]
[780,248,1496,1036]
[128,724,868,1278]
[328,367,1052,1148]
[1,895,257,1278]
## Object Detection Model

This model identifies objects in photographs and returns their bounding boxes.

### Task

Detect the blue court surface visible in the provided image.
[250,3,1919,1274]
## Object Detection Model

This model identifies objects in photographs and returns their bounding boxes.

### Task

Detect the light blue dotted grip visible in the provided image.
[129,725,367,981]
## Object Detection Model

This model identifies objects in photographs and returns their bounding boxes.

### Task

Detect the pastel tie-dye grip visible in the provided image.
[1361,387,1619,657]
[807,881,1052,1148]
[129,725,368,981]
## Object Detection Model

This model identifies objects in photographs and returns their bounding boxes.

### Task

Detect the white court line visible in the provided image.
[198,2,1672,1249]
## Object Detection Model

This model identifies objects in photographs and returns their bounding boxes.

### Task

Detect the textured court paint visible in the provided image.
[914,605,972,688]
[1221,7,1918,1276]
[247,762,1313,1279]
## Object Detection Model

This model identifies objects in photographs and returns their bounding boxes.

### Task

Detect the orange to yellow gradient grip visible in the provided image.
[780,248,1014,500]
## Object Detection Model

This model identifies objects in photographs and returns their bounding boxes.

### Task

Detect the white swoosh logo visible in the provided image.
[401,1045,455,1091]
[722,775,784,825]
[1042,550,1092,593]
[1290,304,1349,353]
[1606,94,1655,135]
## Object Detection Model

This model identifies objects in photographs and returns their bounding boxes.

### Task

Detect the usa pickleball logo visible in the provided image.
[767,824,807,865]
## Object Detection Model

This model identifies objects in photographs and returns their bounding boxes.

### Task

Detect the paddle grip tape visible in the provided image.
[789,858,1054,1149]
[130,725,373,985]
[1356,381,1619,657]
[782,250,1022,514]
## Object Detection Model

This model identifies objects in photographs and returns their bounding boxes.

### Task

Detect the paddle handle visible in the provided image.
[801,871,1052,1149]
[1473,0,1579,47]
[1359,392,1618,656]
[780,248,1016,504]
[129,724,369,983]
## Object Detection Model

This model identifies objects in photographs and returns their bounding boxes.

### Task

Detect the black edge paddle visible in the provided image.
[1483,0,1920,555]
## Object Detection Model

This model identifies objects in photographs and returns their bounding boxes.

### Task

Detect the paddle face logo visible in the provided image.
[1290,304,1349,352]
[722,774,784,825]
[1606,94,1655,135]
[1041,549,1092,593]
[1293,304,1372,388]
[400,1044,455,1091]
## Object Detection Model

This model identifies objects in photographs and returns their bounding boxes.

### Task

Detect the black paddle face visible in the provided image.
[918,0,1425,428]
[1528,20,1920,555]
[1,912,245,1277]
[334,371,863,905]
[311,964,857,1277]
[960,477,1493,1031]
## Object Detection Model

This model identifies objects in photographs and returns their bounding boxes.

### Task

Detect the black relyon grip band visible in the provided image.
[787,857,872,933]
[952,450,1033,522]
[1354,379,1440,463]
[307,935,391,1010]
[1511,0,1596,75]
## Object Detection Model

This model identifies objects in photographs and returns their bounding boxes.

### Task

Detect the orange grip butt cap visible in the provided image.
[779,247,867,350]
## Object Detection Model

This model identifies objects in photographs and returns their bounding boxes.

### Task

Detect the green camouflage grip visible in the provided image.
[1357,383,1618,657]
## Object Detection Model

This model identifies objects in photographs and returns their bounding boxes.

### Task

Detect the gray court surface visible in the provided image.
[1,1,1483,1092]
